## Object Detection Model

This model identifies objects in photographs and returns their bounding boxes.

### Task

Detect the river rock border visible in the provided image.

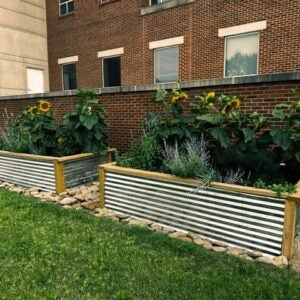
[0,181,289,268]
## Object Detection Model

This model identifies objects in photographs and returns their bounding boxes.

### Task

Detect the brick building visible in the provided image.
[46,0,300,90]
[0,0,300,152]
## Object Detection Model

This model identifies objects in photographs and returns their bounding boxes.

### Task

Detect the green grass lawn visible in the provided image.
[0,189,300,299]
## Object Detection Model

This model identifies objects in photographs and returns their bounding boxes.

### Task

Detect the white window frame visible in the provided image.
[102,55,121,88]
[224,32,260,78]
[154,46,179,84]
[62,62,77,91]
[59,0,74,16]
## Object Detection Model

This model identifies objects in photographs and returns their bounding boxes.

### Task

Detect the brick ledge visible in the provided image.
[1,72,300,101]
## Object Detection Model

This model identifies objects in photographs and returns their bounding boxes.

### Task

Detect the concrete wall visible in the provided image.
[0,0,49,96]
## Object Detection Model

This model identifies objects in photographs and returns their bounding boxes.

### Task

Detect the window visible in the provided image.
[27,68,44,94]
[154,46,179,84]
[60,0,74,15]
[103,56,121,87]
[62,63,77,90]
[225,32,259,77]
[150,0,166,5]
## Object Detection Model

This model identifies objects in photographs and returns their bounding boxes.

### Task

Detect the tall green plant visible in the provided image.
[271,92,300,162]
[148,88,192,144]
[18,100,58,155]
[60,89,107,154]
[270,92,300,182]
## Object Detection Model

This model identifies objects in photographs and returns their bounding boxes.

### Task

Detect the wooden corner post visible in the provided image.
[54,160,65,194]
[99,166,106,208]
[282,197,297,258]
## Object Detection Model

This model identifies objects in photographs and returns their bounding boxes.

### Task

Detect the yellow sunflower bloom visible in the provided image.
[179,91,189,102]
[206,92,215,99]
[231,98,241,109]
[171,96,178,103]
[38,100,51,112]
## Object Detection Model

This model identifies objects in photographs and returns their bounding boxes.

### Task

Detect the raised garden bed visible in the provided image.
[0,148,116,193]
[99,163,300,258]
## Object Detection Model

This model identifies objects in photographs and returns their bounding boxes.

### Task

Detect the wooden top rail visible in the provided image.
[0,150,58,161]
[0,147,116,163]
[287,180,300,202]
[99,163,300,200]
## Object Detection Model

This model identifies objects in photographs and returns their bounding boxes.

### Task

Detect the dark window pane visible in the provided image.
[103,57,121,87]
[68,1,74,13]
[60,3,67,15]
[63,64,77,90]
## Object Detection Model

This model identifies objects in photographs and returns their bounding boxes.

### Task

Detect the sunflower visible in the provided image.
[38,100,51,112]
[231,98,241,109]
[206,91,215,99]
[171,91,189,103]
[27,105,39,115]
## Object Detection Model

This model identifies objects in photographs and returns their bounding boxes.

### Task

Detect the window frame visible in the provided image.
[102,55,121,88]
[224,32,260,78]
[154,45,179,84]
[59,0,74,16]
[62,62,77,91]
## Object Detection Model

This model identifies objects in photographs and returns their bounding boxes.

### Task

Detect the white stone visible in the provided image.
[60,197,78,205]
[273,255,288,267]
[128,219,152,227]
[212,246,227,253]
[255,256,274,264]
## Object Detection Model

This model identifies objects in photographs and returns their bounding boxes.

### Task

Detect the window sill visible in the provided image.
[141,0,194,16]
[99,0,120,7]
[58,11,75,19]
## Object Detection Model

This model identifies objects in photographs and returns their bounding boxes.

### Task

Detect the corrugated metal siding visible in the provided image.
[64,155,107,188]
[105,172,285,256]
[0,155,56,191]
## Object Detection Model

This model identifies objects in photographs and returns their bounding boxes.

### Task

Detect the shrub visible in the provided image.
[116,132,163,172]
[0,110,29,153]
[162,136,217,184]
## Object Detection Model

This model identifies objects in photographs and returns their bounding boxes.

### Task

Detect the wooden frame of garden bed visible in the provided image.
[99,162,300,258]
[0,148,116,194]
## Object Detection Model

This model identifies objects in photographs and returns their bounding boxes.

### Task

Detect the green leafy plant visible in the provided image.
[271,92,300,161]
[191,91,267,148]
[116,132,163,171]
[253,178,296,197]
[60,89,108,154]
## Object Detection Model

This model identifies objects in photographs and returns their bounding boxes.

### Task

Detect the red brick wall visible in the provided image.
[46,0,300,91]
[1,81,299,153]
